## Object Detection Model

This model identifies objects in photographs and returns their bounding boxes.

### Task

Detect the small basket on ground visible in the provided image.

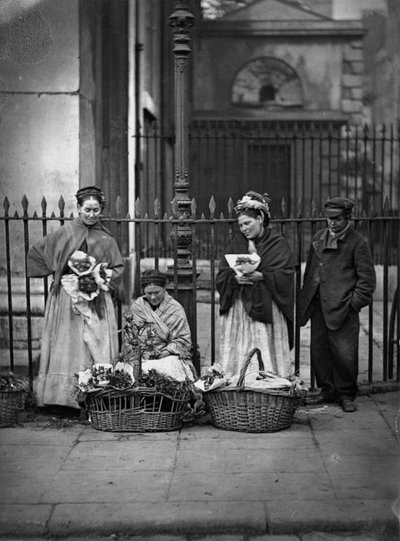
[0,390,25,427]
[86,385,191,432]
[204,348,303,433]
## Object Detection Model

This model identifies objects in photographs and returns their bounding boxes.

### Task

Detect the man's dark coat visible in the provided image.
[297,226,376,330]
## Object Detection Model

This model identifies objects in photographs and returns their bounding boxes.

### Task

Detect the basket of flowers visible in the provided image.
[202,348,305,433]
[79,363,193,432]
[77,313,194,432]
[0,374,28,427]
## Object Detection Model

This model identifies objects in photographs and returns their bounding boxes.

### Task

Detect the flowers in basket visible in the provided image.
[76,360,135,394]
[194,365,227,392]
[195,364,307,396]
[61,250,112,303]
[0,373,29,393]
[137,369,193,396]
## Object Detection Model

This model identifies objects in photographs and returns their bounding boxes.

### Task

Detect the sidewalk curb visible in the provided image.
[0,501,398,538]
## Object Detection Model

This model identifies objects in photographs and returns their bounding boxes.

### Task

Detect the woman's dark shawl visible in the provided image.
[216,227,296,347]
[27,218,124,299]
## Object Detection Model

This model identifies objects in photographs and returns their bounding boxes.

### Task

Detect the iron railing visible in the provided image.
[136,121,400,222]
[1,195,399,391]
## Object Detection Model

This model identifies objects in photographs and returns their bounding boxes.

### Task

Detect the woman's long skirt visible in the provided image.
[219,293,293,379]
[35,288,118,408]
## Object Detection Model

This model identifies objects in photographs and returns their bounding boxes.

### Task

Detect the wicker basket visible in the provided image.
[204,348,302,433]
[0,390,25,427]
[86,386,191,432]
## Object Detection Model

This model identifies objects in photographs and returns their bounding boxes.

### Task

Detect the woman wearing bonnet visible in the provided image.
[216,191,296,379]
[27,186,124,412]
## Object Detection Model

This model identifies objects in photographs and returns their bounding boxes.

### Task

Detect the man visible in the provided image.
[297,197,376,412]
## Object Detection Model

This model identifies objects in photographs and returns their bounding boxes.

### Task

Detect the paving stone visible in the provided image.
[0,503,52,536]
[48,501,267,536]
[265,498,398,535]
[41,469,172,503]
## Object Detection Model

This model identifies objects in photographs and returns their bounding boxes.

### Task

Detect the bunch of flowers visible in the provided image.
[137,369,193,396]
[122,313,160,359]
[76,360,134,394]
[61,250,112,302]
[0,373,29,393]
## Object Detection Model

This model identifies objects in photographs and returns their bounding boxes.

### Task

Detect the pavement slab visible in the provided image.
[266,498,398,536]
[47,501,268,536]
[0,503,52,536]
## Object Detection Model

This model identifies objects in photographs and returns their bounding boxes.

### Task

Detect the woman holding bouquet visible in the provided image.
[216,191,296,379]
[27,186,124,411]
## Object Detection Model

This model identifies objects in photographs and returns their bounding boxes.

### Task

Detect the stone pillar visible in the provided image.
[168,1,199,373]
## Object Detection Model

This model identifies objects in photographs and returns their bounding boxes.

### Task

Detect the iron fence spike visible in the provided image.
[383,196,390,214]
[191,197,197,217]
[58,195,65,212]
[135,197,142,217]
[154,198,160,217]
[115,196,122,216]
[21,195,29,211]
[227,197,234,216]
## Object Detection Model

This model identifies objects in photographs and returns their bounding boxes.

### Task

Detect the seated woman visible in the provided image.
[123,269,197,380]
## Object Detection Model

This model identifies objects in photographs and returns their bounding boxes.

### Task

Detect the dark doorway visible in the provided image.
[246,143,291,217]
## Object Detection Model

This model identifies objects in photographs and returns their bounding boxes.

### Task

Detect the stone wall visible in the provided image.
[0,0,80,215]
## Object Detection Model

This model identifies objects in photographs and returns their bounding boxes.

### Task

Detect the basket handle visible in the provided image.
[237,348,264,390]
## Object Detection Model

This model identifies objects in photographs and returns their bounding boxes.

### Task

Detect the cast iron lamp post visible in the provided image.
[168,1,199,372]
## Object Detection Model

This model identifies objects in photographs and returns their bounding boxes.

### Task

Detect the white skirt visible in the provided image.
[219,292,293,379]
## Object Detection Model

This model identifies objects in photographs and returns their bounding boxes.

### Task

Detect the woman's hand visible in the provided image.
[234,271,263,285]
[246,271,264,282]
[234,274,253,285]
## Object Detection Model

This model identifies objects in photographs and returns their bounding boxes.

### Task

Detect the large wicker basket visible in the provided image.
[0,390,25,427]
[86,386,191,432]
[204,348,303,433]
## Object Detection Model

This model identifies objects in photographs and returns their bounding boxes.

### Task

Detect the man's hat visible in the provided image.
[324,196,354,217]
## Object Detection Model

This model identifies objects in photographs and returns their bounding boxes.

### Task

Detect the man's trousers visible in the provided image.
[310,300,360,399]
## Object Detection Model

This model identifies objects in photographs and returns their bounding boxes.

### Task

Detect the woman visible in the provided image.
[216,191,295,379]
[27,186,124,410]
[124,269,196,379]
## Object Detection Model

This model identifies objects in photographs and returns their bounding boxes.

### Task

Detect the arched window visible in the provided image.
[232,57,303,108]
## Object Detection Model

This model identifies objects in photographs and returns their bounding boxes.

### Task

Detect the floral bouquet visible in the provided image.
[0,373,29,393]
[61,250,112,302]
[225,253,261,276]
[76,360,135,394]
[122,313,160,360]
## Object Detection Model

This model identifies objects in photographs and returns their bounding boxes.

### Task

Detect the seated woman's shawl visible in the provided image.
[130,291,192,359]
[216,226,296,347]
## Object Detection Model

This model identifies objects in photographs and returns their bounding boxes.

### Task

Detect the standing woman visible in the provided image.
[216,191,296,379]
[27,186,124,411]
